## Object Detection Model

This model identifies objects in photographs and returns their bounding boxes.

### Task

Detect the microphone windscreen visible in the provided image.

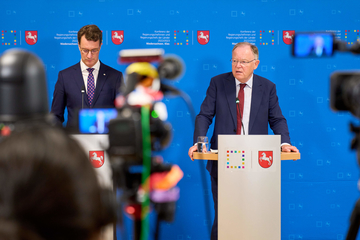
[158,57,183,80]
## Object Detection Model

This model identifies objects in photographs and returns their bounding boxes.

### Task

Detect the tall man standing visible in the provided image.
[188,42,299,240]
[51,24,123,127]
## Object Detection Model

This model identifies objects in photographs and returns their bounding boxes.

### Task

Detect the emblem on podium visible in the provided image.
[258,151,273,168]
[89,150,105,168]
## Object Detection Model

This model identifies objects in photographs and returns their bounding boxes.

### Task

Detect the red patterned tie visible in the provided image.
[87,68,95,106]
[236,83,246,135]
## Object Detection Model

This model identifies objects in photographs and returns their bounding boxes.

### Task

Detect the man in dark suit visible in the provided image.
[51,24,123,127]
[188,42,299,240]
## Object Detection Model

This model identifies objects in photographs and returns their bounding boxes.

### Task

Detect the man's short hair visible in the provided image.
[232,42,259,60]
[78,24,102,45]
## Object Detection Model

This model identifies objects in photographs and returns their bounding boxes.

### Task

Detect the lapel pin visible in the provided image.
[103,73,106,76]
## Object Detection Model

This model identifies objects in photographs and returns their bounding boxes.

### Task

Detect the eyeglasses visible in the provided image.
[231,59,256,66]
[80,48,99,54]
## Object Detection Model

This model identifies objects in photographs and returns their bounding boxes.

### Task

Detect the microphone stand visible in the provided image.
[81,85,85,109]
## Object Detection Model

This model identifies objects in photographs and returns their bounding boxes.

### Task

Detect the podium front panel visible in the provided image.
[71,134,114,240]
[71,134,112,189]
[218,135,281,240]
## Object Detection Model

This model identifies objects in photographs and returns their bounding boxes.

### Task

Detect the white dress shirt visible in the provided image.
[235,75,290,146]
[80,60,100,93]
[235,75,253,135]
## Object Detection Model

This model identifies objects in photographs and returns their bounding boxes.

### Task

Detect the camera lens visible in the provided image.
[330,72,360,117]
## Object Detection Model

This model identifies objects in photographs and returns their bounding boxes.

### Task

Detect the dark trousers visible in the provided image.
[210,175,218,240]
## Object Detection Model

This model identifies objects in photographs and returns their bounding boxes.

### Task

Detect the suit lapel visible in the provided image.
[249,75,263,133]
[224,73,237,128]
[92,62,107,106]
[73,62,90,107]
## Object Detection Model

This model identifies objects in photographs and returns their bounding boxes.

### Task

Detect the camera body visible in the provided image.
[292,32,360,117]
[293,32,360,239]
[105,50,184,230]
[292,32,335,57]
[330,72,360,118]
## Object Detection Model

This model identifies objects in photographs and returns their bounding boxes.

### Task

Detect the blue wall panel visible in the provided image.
[2,1,360,239]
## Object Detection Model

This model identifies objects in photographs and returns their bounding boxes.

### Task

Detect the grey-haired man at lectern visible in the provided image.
[187,42,299,240]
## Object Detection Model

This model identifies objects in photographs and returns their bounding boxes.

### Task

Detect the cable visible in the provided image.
[164,87,212,238]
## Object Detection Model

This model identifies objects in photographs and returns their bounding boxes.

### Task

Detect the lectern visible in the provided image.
[193,135,300,240]
[71,134,114,240]
[71,134,112,189]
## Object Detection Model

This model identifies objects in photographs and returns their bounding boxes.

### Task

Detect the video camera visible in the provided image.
[0,49,51,138]
[292,32,360,118]
[293,32,360,240]
[107,49,185,240]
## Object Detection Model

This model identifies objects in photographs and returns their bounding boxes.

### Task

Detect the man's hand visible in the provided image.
[188,145,198,161]
[281,144,299,153]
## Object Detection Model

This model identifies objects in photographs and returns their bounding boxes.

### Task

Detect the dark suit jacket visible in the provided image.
[51,61,123,127]
[194,72,290,177]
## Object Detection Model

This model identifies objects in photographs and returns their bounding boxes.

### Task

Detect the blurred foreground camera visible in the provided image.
[108,106,171,165]
[292,32,335,57]
[108,49,185,240]
[292,32,360,118]
[293,32,360,240]
[0,49,52,138]
[330,72,360,118]
[0,49,48,123]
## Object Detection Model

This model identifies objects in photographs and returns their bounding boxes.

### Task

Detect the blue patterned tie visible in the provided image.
[87,68,95,106]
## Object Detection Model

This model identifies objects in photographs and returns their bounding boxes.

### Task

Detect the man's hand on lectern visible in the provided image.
[188,145,198,161]
[281,144,299,153]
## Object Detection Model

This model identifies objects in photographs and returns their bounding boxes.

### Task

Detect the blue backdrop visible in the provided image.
[2,1,360,239]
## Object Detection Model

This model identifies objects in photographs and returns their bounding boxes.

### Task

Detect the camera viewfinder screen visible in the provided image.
[78,108,118,134]
[293,33,334,57]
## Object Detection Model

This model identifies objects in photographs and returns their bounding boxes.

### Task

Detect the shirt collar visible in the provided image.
[235,74,253,89]
[80,60,100,72]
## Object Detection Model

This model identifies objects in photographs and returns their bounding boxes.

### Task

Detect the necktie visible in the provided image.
[236,83,246,135]
[87,68,95,106]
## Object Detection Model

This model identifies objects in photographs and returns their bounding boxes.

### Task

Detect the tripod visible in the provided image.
[347,198,360,240]
[346,124,360,240]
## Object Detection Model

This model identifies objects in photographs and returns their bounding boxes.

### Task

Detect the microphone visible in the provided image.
[236,98,245,135]
[157,56,183,80]
[81,85,85,109]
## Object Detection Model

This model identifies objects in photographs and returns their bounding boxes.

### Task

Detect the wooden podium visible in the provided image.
[193,151,300,161]
[193,135,300,240]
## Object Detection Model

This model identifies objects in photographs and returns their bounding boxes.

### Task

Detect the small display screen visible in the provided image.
[293,33,334,57]
[78,108,118,134]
